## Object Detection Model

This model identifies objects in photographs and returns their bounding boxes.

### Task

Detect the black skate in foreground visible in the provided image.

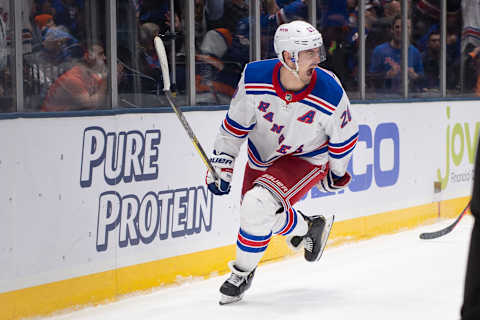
[289,212,335,262]
[219,262,256,305]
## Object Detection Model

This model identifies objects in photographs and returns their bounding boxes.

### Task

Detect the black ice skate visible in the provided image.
[287,212,335,262]
[219,261,256,305]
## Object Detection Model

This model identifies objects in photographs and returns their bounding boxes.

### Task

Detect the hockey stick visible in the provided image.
[153,35,219,180]
[419,201,471,240]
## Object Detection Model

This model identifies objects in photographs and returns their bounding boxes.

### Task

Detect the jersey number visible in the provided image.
[340,107,352,128]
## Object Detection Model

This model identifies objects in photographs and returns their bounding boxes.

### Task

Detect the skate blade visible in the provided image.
[315,214,335,262]
[219,294,243,305]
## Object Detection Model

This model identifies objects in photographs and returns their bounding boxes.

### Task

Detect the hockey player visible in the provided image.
[461,133,480,319]
[206,20,358,305]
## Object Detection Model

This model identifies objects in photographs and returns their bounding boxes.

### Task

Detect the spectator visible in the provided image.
[368,15,424,93]
[139,0,169,26]
[463,44,480,96]
[196,27,241,104]
[413,0,461,35]
[219,0,249,34]
[422,31,440,90]
[35,0,56,16]
[321,14,355,89]
[413,14,461,90]
[31,1,56,40]
[0,0,34,54]
[366,2,382,55]
[137,22,171,94]
[346,0,382,77]
[193,0,235,48]
[346,0,358,28]
[48,0,84,39]
[34,13,82,64]
[138,22,162,78]
[196,0,226,30]
[199,28,232,59]
[34,13,54,30]
[273,0,308,25]
[228,0,308,65]
[41,42,108,111]
[383,0,401,18]
[462,0,480,93]
[370,0,400,46]
[117,46,136,95]
[164,5,185,54]
[414,10,461,53]
[323,0,348,24]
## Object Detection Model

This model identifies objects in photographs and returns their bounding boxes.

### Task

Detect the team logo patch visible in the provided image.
[258,101,270,112]
[297,110,316,124]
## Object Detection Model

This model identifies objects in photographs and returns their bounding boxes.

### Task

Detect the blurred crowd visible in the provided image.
[0,0,480,112]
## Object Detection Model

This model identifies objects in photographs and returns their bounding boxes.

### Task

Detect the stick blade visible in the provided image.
[419,228,451,240]
[419,202,470,240]
[420,231,448,240]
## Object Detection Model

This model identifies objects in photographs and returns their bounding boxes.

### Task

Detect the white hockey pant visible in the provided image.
[234,185,308,272]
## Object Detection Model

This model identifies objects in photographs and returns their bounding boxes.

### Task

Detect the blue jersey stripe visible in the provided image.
[226,113,256,131]
[282,211,297,236]
[329,132,359,147]
[247,154,270,168]
[248,140,279,165]
[296,146,328,158]
[221,123,248,138]
[300,99,333,116]
[237,241,268,253]
[246,90,277,97]
[239,228,272,241]
[247,139,264,163]
[329,148,355,159]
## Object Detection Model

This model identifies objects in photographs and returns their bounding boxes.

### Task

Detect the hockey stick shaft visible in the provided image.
[419,201,471,239]
[153,36,219,180]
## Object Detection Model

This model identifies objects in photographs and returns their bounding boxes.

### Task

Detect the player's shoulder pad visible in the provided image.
[311,67,344,107]
[244,58,278,85]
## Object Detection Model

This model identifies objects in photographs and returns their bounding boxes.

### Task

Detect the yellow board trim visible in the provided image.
[1,197,470,320]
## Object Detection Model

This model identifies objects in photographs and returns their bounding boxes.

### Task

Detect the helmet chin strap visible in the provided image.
[280,52,301,80]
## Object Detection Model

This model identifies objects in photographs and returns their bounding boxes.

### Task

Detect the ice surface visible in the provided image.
[44,215,474,320]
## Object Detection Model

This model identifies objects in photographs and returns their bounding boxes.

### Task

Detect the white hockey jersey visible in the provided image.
[213,59,358,178]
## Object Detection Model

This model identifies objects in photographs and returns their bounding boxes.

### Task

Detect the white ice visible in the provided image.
[43,215,475,320]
